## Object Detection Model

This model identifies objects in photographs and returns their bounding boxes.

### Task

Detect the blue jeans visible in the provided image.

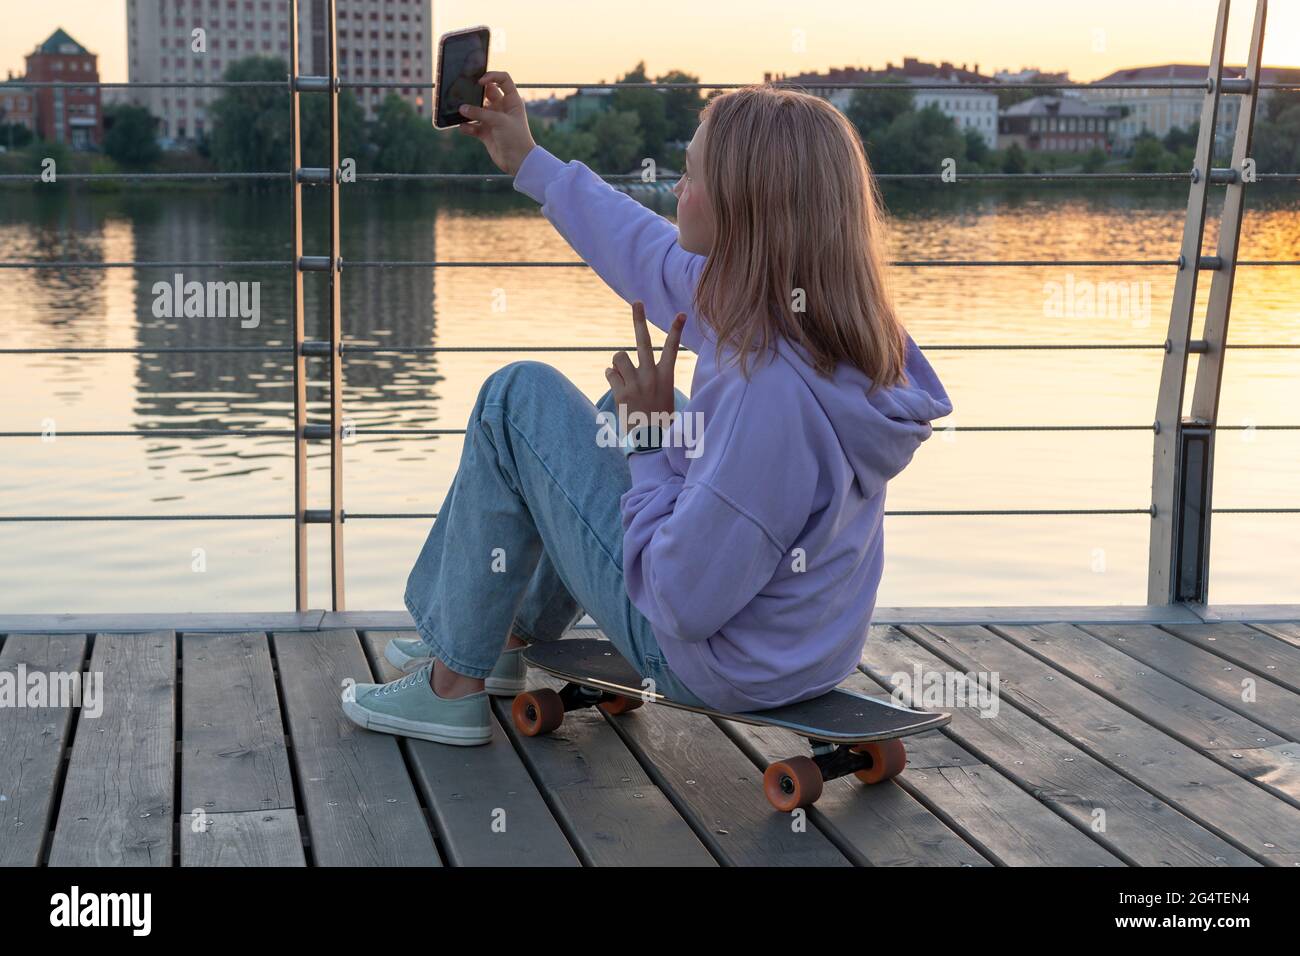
[403,361,707,708]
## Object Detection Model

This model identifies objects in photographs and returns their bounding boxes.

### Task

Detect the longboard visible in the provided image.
[515,639,950,811]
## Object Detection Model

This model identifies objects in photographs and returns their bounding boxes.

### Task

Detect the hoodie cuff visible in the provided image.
[627,446,675,485]
[513,145,567,204]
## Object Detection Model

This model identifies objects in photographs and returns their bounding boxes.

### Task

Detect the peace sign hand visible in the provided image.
[605,301,686,423]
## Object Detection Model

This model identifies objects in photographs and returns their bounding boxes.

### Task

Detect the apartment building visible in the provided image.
[1083,63,1300,151]
[1081,64,1239,151]
[127,0,432,143]
[325,0,433,120]
[911,80,999,151]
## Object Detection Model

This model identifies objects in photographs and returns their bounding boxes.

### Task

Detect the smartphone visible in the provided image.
[434,26,491,130]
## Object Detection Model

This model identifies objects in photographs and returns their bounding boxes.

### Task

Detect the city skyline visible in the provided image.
[4,0,1298,92]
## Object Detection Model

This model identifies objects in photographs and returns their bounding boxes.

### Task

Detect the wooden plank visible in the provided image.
[872,605,1204,625]
[902,624,1300,866]
[181,632,296,814]
[0,633,88,867]
[861,625,1258,866]
[986,623,1296,803]
[1161,623,1300,694]
[180,809,305,867]
[0,612,325,634]
[48,631,176,867]
[321,612,415,631]
[17,603,1300,636]
[6,602,1261,636]
[493,669,715,866]
[1229,744,1300,797]
[904,763,1123,866]
[271,629,440,866]
[1249,622,1300,650]
[829,661,1120,866]
[1080,623,1300,741]
[360,632,579,867]
[179,632,302,866]
[1198,607,1300,624]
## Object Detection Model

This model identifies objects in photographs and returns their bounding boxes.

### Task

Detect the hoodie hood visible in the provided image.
[776,333,953,497]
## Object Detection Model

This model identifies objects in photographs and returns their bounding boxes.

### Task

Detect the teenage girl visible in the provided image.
[342,72,952,746]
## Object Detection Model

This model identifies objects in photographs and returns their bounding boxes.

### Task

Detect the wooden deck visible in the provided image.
[2,609,1298,866]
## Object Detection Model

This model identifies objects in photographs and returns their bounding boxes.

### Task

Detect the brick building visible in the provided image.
[999,95,1117,153]
[1,73,37,139]
[23,29,103,149]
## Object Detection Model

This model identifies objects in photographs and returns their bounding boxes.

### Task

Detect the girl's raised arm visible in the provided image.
[513,145,706,352]
[457,72,705,350]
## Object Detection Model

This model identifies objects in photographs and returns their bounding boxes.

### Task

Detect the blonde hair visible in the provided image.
[693,86,908,390]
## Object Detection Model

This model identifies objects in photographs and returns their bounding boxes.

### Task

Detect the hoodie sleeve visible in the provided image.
[513,144,707,352]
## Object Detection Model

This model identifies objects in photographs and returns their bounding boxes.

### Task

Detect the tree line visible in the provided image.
[5,56,1298,181]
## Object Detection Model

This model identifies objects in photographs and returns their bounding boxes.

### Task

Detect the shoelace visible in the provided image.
[380,663,433,696]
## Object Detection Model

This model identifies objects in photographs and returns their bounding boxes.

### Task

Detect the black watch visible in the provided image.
[621,423,663,456]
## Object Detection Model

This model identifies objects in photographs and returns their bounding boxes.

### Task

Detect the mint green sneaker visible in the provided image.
[384,637,526,695]
[342,663,492,746]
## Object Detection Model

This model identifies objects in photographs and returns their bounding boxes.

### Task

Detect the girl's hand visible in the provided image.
[606,301,686,424]
[457,71,537,176]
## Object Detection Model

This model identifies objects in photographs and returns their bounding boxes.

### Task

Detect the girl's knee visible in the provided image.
[481,361,569,405]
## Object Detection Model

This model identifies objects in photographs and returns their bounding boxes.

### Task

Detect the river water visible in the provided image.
[1,182,1296,612]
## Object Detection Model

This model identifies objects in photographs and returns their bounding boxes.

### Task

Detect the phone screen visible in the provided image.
[436,28,490,128]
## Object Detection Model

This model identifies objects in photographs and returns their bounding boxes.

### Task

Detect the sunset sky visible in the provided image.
[3,0,1297,89]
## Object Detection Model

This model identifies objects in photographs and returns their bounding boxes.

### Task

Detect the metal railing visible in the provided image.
[0,0,1294,610]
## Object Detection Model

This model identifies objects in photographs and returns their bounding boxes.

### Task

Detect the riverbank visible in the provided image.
[0,142,1210,193]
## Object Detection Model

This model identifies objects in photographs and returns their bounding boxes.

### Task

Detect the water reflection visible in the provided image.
[0,182,1296,611]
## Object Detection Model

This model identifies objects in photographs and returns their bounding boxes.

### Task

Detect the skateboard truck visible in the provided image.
[513,681,646,737]
[760,738,907,813]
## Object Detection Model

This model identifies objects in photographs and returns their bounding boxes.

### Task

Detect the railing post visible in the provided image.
[286,0,346,611]
[1147,0,1231,605]
[326,0,346,611]
[1149,0,1269,605]
[1174,0,1269,605]
[288,0,309,611]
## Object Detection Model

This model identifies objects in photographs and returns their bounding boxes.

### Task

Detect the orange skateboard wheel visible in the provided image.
[512,688,565,736]
[851,739,907,784]
[597,695,645,716]
[763,756,824,812]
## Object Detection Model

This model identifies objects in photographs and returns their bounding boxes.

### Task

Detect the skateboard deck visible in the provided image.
[520,638,949,743]
[515,639,950,810]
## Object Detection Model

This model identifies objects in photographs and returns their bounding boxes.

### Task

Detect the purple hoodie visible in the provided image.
[515,145,953,712]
